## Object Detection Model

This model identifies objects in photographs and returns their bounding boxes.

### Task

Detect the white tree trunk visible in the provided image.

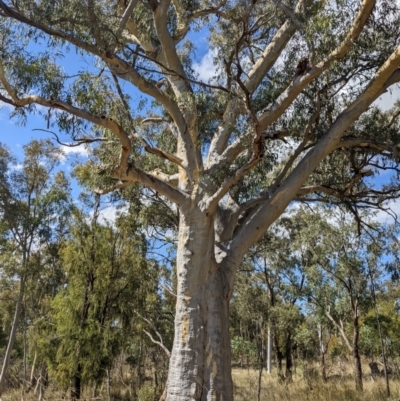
[165,209,233,401]
[267,325,272,374]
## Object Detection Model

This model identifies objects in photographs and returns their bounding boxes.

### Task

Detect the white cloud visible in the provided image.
[193,49,219,82]
[374,199,400,225]
[373,84,400,111]
[12,163,23,170]
[87,204,128,225]
[60,144,89,159]
[98,205,120,224]
[192,48,254,83]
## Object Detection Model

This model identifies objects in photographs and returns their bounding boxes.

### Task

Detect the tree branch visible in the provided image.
[206,0,305,165]
[257,0,377,131]
[133,310,171,358]
[297,185,343,199]
[0,63,135,178]
[229,47,400,263]
[388,108,400,128]
[207,93,320,221]
[120,166,187,205]
[272,0,304,30]
[335,138,400,161]
[205,156,260,213]
[246,0,308,94]
[172,0,228,43]
[87,0,101,45]
[0,0,100,55]
[268,93,321,192]
[143,330,171,358]
[325,306,353,353]
[116,0,139,39]
[148,170,179,187]
[151,0,192,96]
[2,56,185,177]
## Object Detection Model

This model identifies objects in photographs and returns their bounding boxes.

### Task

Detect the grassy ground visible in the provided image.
[233,367,400,401]
[3,366,400,400]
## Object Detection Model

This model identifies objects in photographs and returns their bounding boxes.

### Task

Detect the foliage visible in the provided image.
[38,209,159,387]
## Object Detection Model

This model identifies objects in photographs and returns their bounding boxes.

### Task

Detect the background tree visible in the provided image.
[0,140,70,395]
[1,1,400,399]
[245,225,307,381]
[37,205,158,400]
[299,209,386,391]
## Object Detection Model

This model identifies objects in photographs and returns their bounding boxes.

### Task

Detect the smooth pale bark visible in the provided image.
[165,208,233,401]
[318,325,328,382]
[26,351,37,393]
[267,325,272,374]
[0,275,26,397]
[32,364,47,401]
[326,308,363,391]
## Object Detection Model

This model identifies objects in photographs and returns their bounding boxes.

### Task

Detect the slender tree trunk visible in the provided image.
[257,322,264,401]
[368,265,390,397]
[26,352,37,394]
[321,353,327,381]
[318,325,328,382]
[165,210,233,401]
[36,364,47,401]
[106,367,111,401]
[257,360,263,401]
[273,332,283,375]
[92,382,98,399]
[263,269,282,375]
[267,324,272,374]
[23,308,27,397]
[71,364,82,400]
[0,275,26,397]
[353,316,363,391]
[285,333,293,381]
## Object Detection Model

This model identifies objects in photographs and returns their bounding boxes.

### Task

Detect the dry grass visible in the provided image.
[233,368,400,401]
[2,367,400,400]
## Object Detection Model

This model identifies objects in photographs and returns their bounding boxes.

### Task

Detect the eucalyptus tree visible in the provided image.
[300,210,387,391]
[245,224,307,380]
[1,0,400,399]
[0,140,70,395]
[42,206,155,400]
[229,271,269,368]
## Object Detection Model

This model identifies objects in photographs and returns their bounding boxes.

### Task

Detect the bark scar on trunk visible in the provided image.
[181,313,189,347]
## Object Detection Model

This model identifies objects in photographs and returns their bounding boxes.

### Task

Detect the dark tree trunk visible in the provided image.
[353,316,363,391]
[273,331,283,374]
[285,333,293,381]
[71,365,82,400]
